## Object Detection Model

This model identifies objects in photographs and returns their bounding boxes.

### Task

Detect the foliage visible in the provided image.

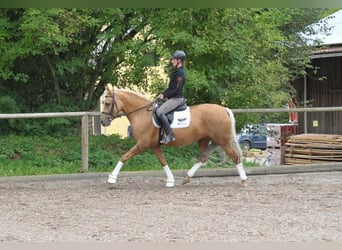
[0,9,152,111]
[148,8,328,129]
[0,8,330,133]
[0,133,263,177]
[0,134,208,176]
[0,95,22,134]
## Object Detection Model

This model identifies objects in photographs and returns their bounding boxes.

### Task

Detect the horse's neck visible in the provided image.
[117,91,151,119]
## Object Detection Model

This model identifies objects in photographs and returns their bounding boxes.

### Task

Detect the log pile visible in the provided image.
[284,133,342,165]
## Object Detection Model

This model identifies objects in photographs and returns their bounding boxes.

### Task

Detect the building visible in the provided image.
[292,9,342,135]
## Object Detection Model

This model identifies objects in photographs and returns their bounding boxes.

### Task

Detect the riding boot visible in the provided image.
[158,113,176,144]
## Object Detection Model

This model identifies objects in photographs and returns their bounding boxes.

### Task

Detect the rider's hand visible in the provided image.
[158,94,164,100]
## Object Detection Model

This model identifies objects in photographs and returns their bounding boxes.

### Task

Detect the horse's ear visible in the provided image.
[105,84,112,95]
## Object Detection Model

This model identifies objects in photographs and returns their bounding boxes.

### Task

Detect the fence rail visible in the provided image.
[232,106,342,113]
[0,112,100,119]
[0,106,341,172]
[0,111,100,173]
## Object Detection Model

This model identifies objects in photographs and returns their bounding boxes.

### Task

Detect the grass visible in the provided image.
[0,134,258,177]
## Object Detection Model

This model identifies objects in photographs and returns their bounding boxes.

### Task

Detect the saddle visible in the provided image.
[152,100,191,129]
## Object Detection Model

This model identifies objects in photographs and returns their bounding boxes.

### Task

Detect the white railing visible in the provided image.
[0,106,341,172]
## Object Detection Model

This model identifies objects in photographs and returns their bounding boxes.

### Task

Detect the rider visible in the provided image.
[156,50,186,144]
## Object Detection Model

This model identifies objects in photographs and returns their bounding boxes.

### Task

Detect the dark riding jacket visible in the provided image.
[162,66,186,98]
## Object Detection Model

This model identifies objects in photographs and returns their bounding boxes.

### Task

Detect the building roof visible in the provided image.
[306,9,342,46]
[312,45,342,54]
[311,46,342,59]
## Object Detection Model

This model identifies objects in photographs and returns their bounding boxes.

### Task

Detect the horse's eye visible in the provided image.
[105,103,110,106]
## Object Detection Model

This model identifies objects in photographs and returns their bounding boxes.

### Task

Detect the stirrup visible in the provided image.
[160,134,176,144]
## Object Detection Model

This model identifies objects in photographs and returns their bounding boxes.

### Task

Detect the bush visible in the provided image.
[0,133,248,177]
[0,134,201,176]
[0,133,242,177]
[0,99,80,136]
[0,96,23,134]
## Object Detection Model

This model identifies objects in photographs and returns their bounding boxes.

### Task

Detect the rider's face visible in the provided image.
[171,58,179,67]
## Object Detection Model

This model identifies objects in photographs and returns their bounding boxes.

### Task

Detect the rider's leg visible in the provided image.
[156,98,183,144]
[158,113,175,144]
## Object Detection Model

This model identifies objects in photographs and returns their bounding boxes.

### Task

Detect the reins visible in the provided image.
[121,101,155,118]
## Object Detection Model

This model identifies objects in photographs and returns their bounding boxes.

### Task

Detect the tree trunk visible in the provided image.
[44,53,61,104]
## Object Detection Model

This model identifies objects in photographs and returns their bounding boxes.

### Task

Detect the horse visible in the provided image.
[100,87,247,188]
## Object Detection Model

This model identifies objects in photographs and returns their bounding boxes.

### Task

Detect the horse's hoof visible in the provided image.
[166,178,175,188]
[182,176,191,185]
[107,174,117,184]
[240,179,248,187]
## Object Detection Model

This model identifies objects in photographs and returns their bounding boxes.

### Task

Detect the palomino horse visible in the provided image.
[100,87,247,187]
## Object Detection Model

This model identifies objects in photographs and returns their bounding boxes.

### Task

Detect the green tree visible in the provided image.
[0,8,329,133]
[0,8,153,112]
[147,8,327,127]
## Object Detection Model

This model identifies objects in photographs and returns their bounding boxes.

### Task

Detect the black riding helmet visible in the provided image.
[171,50,186,62]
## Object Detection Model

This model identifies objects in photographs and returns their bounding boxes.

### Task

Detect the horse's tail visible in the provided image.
[226,108,243,162]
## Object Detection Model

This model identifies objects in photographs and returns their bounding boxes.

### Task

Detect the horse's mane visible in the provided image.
[116,89,152,102]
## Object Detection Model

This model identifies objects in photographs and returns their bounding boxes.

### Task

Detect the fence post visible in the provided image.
[81,114,89,172]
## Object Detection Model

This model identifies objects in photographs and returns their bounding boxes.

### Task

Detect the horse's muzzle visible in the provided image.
[100,117,112,127]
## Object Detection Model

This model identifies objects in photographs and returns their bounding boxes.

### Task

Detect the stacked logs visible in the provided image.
[284,133,342,165]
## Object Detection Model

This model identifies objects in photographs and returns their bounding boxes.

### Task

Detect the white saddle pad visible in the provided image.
[152,107,191,129]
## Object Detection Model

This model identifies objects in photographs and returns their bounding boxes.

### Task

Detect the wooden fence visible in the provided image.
[0,106,342,172]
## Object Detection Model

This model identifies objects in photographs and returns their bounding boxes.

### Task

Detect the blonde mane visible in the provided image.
[116,89,152,102]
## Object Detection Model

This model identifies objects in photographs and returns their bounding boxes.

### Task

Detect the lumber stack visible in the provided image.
[284,133,342,165]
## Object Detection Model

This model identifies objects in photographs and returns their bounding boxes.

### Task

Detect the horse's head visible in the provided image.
[100,87,122,127]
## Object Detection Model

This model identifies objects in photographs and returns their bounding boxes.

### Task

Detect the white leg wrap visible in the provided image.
[236,163,247,180]
[163,165,175,188]
[108,161,123,184]
[165,178,175,188]
[163,165,174,179]
[187,162,203,178]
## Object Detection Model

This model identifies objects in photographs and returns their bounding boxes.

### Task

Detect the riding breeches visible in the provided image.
[156,98,185,117]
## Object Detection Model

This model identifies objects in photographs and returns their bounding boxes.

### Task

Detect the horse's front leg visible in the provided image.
[108,144,141,184]
[151,147,175,188]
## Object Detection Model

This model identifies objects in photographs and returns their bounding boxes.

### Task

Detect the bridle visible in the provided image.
[101,89,155,121]
[101,90,122,120]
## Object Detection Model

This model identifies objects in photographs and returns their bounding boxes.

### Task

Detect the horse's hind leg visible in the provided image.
[221,142,248,186]
[182,138,212,185]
